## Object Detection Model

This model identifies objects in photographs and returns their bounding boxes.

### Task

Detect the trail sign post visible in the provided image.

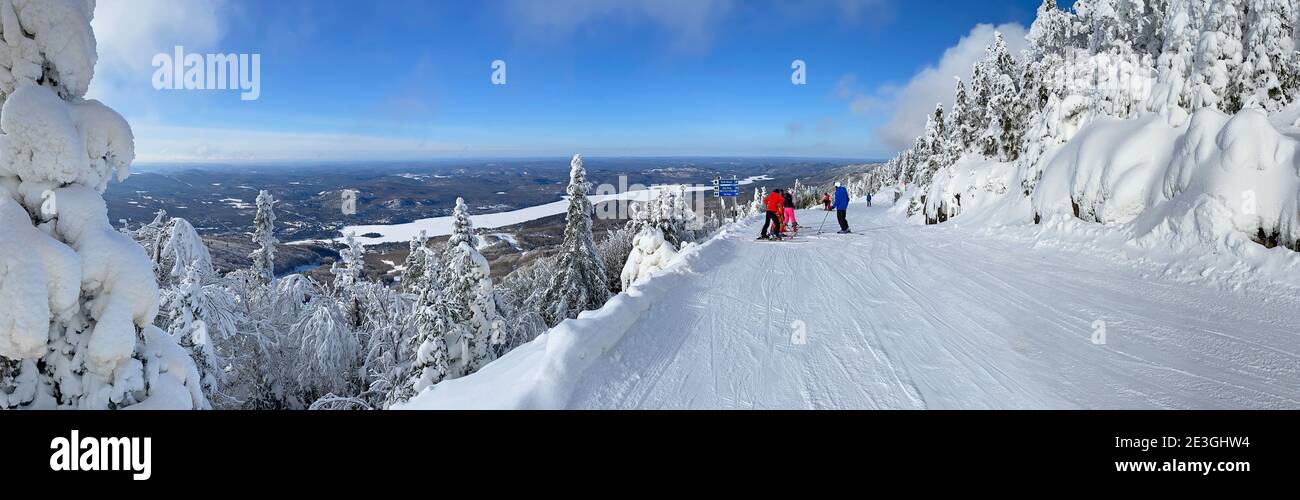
[715,176,739,198]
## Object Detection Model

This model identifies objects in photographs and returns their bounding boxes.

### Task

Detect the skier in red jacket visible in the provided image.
[759,189,785,240]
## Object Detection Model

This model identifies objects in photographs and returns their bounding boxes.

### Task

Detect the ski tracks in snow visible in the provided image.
[566,203,1300,409]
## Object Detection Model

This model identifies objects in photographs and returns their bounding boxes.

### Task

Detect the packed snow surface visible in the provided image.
[401,201,1300,409]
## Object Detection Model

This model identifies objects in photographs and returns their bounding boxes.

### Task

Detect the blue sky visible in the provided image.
[88,0,1064,162]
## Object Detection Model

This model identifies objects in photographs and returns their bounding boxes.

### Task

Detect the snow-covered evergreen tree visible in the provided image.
[1236,0,1298,111]
[539,154,610,326]
[332,233,366,292]
[597,224,637,294]
[331,232,368,331]
[358,281,415,409]
[294,298,358,401]
[445,197,478,257]
[163,262,227,408]
[406,296,452,397]
[1086,0,1132,54]
[402,254,455,399]
[1153,0,1200,117]
[968,61,993,149]
[629,186,700,248]
[123,209,170,272]
[439,200,502,374]
[982,32,1024,161]
[1194,0,1244,112]
[750,186,766,216]
[160,217,214,284]
[1027,0,1076,59]
[250,190,278,284]
[0,0,203,409]
[398,231,433,293]
[949,77,977,153]
[917,103,948,186]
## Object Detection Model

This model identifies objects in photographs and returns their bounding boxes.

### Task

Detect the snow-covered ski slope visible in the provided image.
[402,201,1300,410]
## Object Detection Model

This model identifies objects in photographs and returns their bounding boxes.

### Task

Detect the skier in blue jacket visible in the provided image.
[833,182,850,233]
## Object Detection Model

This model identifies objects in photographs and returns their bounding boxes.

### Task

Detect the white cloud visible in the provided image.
[88,0,227,101]
[834,74,884,115]
[876,22,1028,150]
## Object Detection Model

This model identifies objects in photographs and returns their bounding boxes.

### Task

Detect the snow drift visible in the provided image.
[907,106,1300,257]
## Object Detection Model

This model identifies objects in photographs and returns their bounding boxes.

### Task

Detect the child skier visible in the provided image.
[783,188,798,232]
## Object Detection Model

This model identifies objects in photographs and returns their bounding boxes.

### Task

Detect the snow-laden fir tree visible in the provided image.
[750,186,766,216]
[123,209,169,271]
[405,295,452,397]
[1152,0,1200,117]
[924,103,948,184]
[948,77,977,153]
[400,252,456,399]
[630,186,698,248]
[445,197,478,256]
[1193,0,1244,112]
[981,32,1024,161]
[1116,0,1154,55]
[1085,0,1130,54]
[332,231,364,290]
[250,189,278,284]
[399,230,434,293]
[160,216,214,285]
[597,224,637,295]
[1236,0,1298,111]
[331,232,367,330]
[539,154,610,327]
[163,261,229,408]
[968,60,992,149]
[671,185,701,238]
[0,0,204,409]
[294,297,358,401]
[1027,0,1075,60]
[358,280,415,409]
[439,199,502,374]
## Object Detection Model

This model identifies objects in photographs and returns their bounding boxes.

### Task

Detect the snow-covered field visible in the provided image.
[339,184,712,246]
[401,200,1300,410]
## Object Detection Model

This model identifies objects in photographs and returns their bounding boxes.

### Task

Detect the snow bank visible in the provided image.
[922,156,1024,226]
[1035,113,1182,225]
[395,218,744,409]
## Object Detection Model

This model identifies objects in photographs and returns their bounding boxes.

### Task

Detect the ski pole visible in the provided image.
[817,209,830,234]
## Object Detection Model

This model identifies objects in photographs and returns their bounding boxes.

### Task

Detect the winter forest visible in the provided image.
[4,0,1300,410]
[846,0,1300,254]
